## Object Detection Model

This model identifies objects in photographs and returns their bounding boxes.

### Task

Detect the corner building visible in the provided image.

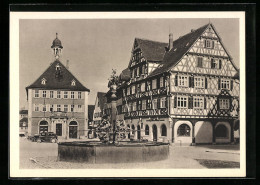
[119,23,239,145]
[26,34,90,139]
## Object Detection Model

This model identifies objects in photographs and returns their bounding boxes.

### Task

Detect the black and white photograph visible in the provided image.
[10,11,246,177]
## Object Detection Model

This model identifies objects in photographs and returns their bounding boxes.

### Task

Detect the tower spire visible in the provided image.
[56,32,58,39]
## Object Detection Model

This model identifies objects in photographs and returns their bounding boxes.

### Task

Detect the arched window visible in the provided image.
[69,121,78,126]
[215,124,228,138]
[161,124,167,136]
[145,125,149,135]
[177,124,191,137]
[131,125,135,135]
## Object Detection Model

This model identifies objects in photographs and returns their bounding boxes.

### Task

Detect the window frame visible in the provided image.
[57,91,61,99]
[78,92,82,99]
[71,91,75,99]
[178,75,189,87]
[160,97,166,108]
[152,79,157,89]
[221,79,231,90]
[197,57,203,68]
[194,76,205,89]
[64,105,68,112]
[64,91,68,99]
[50,91,54,98]
[177,96,188,108]
[141,82,146,92]
[193,96,204,109]
[177,124,191,137]
[160,77,164,88]
[34,90,39,98]
[219,98,230,110]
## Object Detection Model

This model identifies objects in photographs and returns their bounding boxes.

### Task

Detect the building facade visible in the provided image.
[19,109,28,136]
[118,23,239,145]
[26,34,90,139]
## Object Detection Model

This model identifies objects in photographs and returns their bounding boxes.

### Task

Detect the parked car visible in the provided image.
[31,132,58,143]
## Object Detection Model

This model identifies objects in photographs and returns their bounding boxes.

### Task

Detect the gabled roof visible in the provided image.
[26,60,90,92]
[96,92,107,111]
[148,23,210,77]
[134,38,168,62]
[88,105,95,122]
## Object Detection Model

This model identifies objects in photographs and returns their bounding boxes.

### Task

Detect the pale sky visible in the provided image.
[19,18,239,109]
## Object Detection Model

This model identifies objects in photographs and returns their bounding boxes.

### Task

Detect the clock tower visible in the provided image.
[51,33,63,60]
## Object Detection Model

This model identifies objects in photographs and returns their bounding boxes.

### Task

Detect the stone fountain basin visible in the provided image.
[58,141,169,163]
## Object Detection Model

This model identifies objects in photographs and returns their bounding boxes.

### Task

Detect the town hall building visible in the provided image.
[26,34,90,139]
[117,23,240,145]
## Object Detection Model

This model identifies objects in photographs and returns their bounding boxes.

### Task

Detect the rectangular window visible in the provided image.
[137,100,142,110]
[127,87,130,95]
[205,40,212,48]
[64,105,68,112]
[193,97,204,109]
[64,91,68,99]
[211,59,218,69]
[141,82,145,92]
[136,67,140,77]
[178,76,188,87]
[133,102,137,111]
[78,92,82,99]
[219,99,230,110]
[152,99,158,109]
[221,79,230,90]
[131,85,136,94]
[78,105,82,112]
[50,91,53,98]
[142,100,146,110]
[147,99,152,109]
[161,97,166,108]
[177,96,188,108]
[50,105,53,112]
[34,104,39,111]
[42,90,46,98]
[194,77,205,88]
[71,92,75,99]
[34,90,39,98]
[152,79,157,89]
[160,77,164,88]
[57,91,61,99]
[197,57,203,67]
[57,105,61,112]
[71,105,74,112]
[43,104,46,112]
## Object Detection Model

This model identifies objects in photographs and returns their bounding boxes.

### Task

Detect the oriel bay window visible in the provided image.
[193,96,204,109]
[219,99,230,110]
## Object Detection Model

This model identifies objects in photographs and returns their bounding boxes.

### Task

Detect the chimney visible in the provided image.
[66,60,69,69]
[169,33,173,50]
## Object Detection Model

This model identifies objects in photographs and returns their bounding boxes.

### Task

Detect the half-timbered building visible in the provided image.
[118,23,239,145]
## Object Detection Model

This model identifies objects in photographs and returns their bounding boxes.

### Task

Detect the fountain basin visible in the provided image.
[58,141,169,163]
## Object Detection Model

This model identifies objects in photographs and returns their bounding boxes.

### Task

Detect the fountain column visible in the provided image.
[110,84,117,144]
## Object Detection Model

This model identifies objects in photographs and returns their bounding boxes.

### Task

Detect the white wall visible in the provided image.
[195,121,212,143]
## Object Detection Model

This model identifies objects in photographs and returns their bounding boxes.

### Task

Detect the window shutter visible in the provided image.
[165,97,168,108]
[217,98,220,110]
[191,76,194,88]
[229,98,232,111]
[204,97,207,109]
[157,78,160,89]
[204,40,207,48]
[212,40,215,49]
[188,97,193,109]
[211,59,214,69]
[219,60,222,69]
[189,76,192,88]
[175,75,178,86]
[157,98,160,109]
[205,77,207,89]
[231,80,233,91]
[174,96,177,108]
[218,78,221,90]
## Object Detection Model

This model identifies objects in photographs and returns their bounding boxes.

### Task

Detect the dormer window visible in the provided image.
[55,64,61,71]
[41,78,47,85]
[71,79,76,86]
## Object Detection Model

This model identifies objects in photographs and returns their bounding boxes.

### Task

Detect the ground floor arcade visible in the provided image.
[123,117,236,145]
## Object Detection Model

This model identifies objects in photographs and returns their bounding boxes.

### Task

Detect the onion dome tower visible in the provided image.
[51,33,63,60]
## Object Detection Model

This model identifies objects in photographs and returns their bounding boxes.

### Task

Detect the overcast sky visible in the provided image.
[19,18,239,109]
